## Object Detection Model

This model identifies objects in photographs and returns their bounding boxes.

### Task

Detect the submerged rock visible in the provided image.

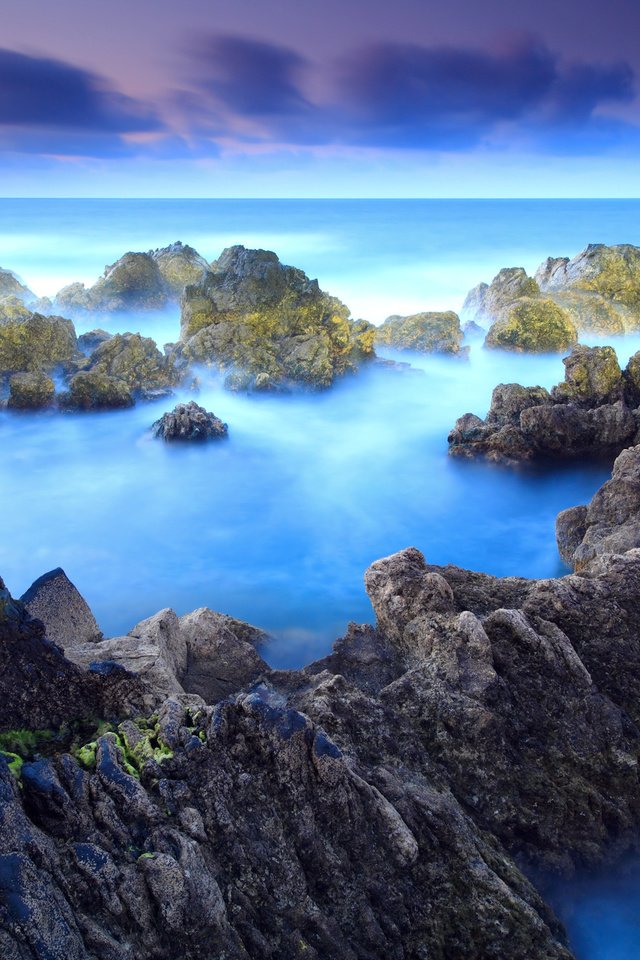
[151,401,228,441]
[7,371,55,410]
[374,310,466,354]
[179,245,376,390]
[448,345,640,463]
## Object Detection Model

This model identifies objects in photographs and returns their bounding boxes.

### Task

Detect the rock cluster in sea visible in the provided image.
[3,444,640,957]
[448,344,640,463]
[374,310,467,355]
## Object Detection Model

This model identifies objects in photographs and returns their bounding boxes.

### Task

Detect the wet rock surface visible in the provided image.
[3,443,640,958]
[448,345,640,463]
[178,245,376,390]
[151,401,228,442]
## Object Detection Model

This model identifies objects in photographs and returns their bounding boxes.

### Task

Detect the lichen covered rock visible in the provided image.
[84,332,179,394]
[0,299,78,375]
[7,372,55,410]
[55,252,168,315]
[485,297,577,353]
[58,370,134,410]
[179,245,376,390]
[0,267,34,303]
[151,401,228,442]
[149,241,209,296]
[374,310,466,354]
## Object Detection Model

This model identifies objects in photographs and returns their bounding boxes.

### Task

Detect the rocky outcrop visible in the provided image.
[21,568,102,649]
[463,244,640,338]
[53,243,209,316]
[374,311,466,355]
[58,370,135,410]
[7,372,55,410]
[178,245,376,390]
[0,299,79,376]
[0,267,34,303]
[448,345,640,463]
[81,332,179,396]
[151,401,228,442]
[484,298,577,353]
[556,443,640,570]
[77,329,113,354]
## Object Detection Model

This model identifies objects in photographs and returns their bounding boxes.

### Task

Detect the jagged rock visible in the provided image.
[374,311,466,354]
[462,319,485,338]
[83,333,179,395]
[77,329,113,353]
[53,243,209,317]
[556,444,640,570]
[58,370,134,410]
[449,345,640,463]
[463,267,540,324]
[0,299,78,375]
[178,245,376,390]
[0,267,34,303]
[151,401,228,441]
[7,372,55,410]
[21,568,102,648]
[484,297,577,353]
[149,242,209,296]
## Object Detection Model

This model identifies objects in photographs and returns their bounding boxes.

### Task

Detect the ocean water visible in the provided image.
[1,198,640,958]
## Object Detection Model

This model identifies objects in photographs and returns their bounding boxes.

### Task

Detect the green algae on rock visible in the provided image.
[179,245,376,390]
[84,332,179,395]
[7,371,56,410]
[0,298,79,375]
[484,297,577,353]
[58,369,135,410]
[374,310,466,354]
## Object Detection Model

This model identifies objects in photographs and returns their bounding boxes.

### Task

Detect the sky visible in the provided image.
[1,0,640,197]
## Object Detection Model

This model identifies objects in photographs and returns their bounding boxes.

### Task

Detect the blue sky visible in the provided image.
[2,0,640,196]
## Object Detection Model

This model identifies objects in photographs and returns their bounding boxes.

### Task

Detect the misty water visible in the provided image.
[2,199,640,957]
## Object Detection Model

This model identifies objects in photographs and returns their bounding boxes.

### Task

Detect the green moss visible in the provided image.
[0,306,78,375]
[0,751,24,778]
[117,718,173,774]
[485,298,577,353]
[0,728,54,756]
[375,311,464,354]
[75,742,98,770]
[577,246,640,310]
[137,852,156,861]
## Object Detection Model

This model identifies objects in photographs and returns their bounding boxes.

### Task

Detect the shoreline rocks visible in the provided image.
[374,310,467,355]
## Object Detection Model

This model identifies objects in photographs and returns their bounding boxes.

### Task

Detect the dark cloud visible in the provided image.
[187,33,638,152]
[0,48,162,155]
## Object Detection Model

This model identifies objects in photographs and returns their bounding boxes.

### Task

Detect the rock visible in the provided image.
[449,345,640,463]
[556,444,640,570]
[179,245,376,390]
[21,567,102,648]
[151,401,228,441]
[462,267,539,323]
[484,297,577,353]
[0,267,34,303]
[58,370,135,410]
[55,253,168,315]
[374,311,466,354]
[83,333,179,395]
[149,242,209,296]
[0,300,79,375]
[7,372,55,410]
[462,319,485,338]
[77,329,113,353]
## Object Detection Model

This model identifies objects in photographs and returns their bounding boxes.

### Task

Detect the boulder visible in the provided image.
[462,319,485,338]
[58,370,134,410]
[374,310,466,354]
[552,345,625,405]
[151,401,228,441]
[0,299,78,375]
[84,333,179,395]
[21,568,102,648]
[484,297,577,353]
[77,329,113,353]
[179,245,376,390]
[0,267,34,303]
[55,252,168,315]
[462,267,539,323]
[7,372,55,410]
[149,241,209,296]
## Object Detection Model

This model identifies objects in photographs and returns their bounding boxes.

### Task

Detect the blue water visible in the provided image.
[1,199,640,957]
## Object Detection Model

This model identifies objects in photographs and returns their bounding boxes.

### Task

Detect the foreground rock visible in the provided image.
[54,242,209,316]
[21,568,102,648]
[374,311,466,355]
[448,345,640,463]
[178,245,376,391]
[151,401,228,442]
[58,369,135,410]
[82,332,179,395]
[463,243,640,339]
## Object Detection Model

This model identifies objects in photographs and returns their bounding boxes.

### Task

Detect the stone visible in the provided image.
[151,401,228,441]
[551,345,625,405]
[58,370,135,410]
[0,267,34,303]
[7,372,55,410]
[462,267,539,323]
[84,333,179,395]
[21,568,102,648]
[484,297,577,353]
[374,310,466,354]
[0,300,78,375]
[179,245,376,390]
[149,242,209,296]
[55,253,168,315]
[77,329,113,353]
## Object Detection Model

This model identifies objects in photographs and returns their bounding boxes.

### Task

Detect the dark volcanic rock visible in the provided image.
[178,245,376,390]
[151,401,228,442]
[374,310,466,355]
[448,345,640,463]
[21,568,102,648]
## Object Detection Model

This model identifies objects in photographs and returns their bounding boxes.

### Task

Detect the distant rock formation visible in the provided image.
[374,310,467,355]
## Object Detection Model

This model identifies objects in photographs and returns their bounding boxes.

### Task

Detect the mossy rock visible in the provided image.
[548,291,625,336]
[463,268,540,323]
[375,311,465,354]
[0,300,79,374]
[552,345,624,406]
[0,268,34,303]
[55,253,168,315]
[58,370,134,410]
[484,298,577,353]
[150,242,209,296]
[179,246,376,389]
[8,372,56,410]
[86,333,179,393]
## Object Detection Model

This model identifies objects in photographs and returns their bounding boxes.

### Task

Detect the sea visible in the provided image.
[1,198,640,957]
